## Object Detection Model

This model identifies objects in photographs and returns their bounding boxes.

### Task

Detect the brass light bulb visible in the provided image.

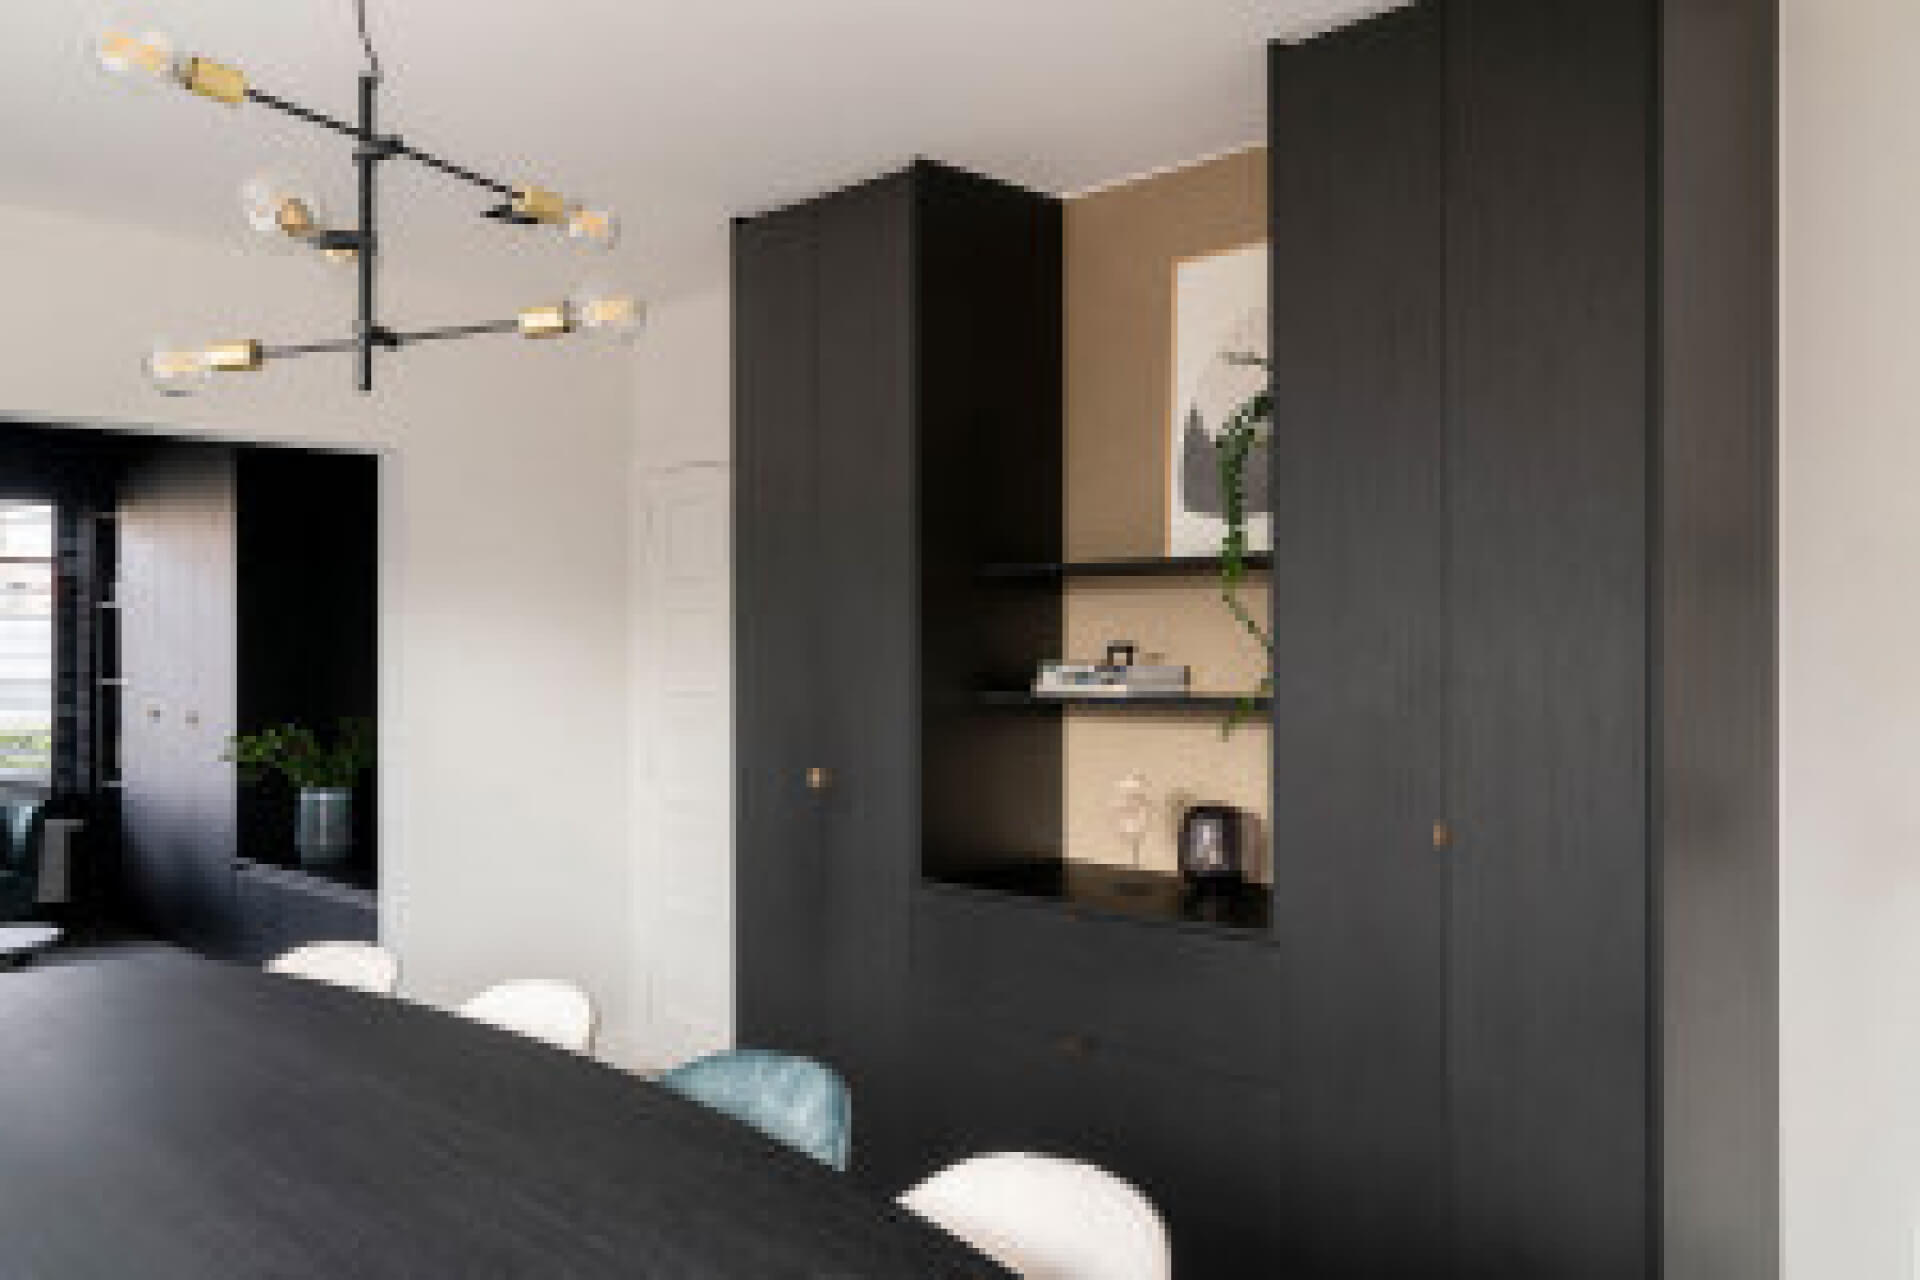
[568,288,644,344]
[565,207,620,251]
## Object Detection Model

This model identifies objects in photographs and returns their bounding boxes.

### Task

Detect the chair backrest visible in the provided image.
[656,1049,852,1171]
[457,978,596,1054]
[265,942,398,996]
[0,799,47,923]
[899,1152,1172,1280]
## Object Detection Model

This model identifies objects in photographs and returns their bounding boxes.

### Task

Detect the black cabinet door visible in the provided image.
[733,205,832,1059]
[811,171,919,1186]
[1267,6,1452,1274]
[1444,1,1653,1274]
[735,176,921,1187]
[118,446,239,954]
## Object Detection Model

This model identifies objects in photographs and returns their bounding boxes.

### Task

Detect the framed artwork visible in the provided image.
[1167,241,1270,557]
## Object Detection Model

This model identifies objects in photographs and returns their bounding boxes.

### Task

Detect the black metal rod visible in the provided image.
[261,319,518,363]
[261,338,360,359]
[245,87,514,198]
[395,320,519,344]
[355,72,378,393]
[245,87,357,138]
[393,143,515,197]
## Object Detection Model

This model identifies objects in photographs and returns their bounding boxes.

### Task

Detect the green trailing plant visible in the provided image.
[223,718,374,790]
[1216,353,1274,735]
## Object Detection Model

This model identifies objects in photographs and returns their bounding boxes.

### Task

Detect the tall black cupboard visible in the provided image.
[1269,1,1776,1275]
[117,443,379,961]
[734,2,1776,1274]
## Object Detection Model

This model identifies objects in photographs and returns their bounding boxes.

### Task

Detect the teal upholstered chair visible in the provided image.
[657,1049,853,1171]
[0,798,47,925]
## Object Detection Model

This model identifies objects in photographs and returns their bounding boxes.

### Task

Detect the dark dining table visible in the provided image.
[0,949,1004,1278]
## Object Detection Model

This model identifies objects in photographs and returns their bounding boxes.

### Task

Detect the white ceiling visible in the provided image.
[2,0,1392,305]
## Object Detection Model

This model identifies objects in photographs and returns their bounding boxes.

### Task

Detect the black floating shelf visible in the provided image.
[977,553,1272,581]
[924,858,1272,936]
[976,690,1271,713]
[234,856,377,903]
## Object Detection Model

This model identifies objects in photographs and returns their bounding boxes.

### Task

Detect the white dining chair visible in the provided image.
[899,1152,1172,1280]
[265,941,398,996]
[457,978,596,1054]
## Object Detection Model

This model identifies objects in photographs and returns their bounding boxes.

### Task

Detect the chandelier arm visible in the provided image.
[395,320,521,344]
[391,143,515,198]
[245,86,514,199]
[245,87,357,139]
[261,318,518,363]
[261,338,361,359]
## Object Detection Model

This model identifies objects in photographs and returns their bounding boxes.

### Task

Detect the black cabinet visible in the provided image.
[734,168,928,1186]
[1270,1,1776,1276]
[736,3,1774,1271]
[737,161,1286,1273]
[115,441,380,960]
[117,446,241,954]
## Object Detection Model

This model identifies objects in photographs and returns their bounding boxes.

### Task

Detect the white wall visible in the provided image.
[1781,1,1920,1275]
[0,201,641,1062]
[627,279,734,1070]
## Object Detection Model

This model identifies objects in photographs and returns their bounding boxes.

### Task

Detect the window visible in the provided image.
[0,503,55,782]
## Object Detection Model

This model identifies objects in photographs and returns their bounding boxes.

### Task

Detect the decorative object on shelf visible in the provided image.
[222,719,374,867]
[90,1,641,395]
[1112,773,1153,872]
[1034,660,1190,700]
[1104,640,1139,668]
[1168,242,1271,557]
[1176,803,1248,888]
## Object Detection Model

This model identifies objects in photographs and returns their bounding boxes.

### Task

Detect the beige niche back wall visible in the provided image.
[1061,146,1272,881]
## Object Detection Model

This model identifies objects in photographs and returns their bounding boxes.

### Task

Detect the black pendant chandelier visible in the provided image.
[94,2,641,396]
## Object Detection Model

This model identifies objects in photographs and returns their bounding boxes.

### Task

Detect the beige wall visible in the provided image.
[1780,1,1920,1274]
[1062,148,1271,878]
[0,201,642,1063]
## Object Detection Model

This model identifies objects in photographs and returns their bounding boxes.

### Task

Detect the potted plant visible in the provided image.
[1216,354,1274,735]
[223,719,374,867]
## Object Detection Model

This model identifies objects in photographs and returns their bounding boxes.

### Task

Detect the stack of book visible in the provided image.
[1032,661,1191,699]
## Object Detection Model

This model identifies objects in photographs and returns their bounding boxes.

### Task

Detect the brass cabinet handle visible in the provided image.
[805,767,832,792]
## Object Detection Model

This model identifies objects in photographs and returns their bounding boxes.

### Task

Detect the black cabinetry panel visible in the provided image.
[1268,6,1452,1272]
[911,887,1283,1084]
[1444,2,1653,1272]
[233,860,376,966]
[907,1007,1289,1280]
[812,172,920,1185]
[117,446,240,954]
[733,204,832,1060]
